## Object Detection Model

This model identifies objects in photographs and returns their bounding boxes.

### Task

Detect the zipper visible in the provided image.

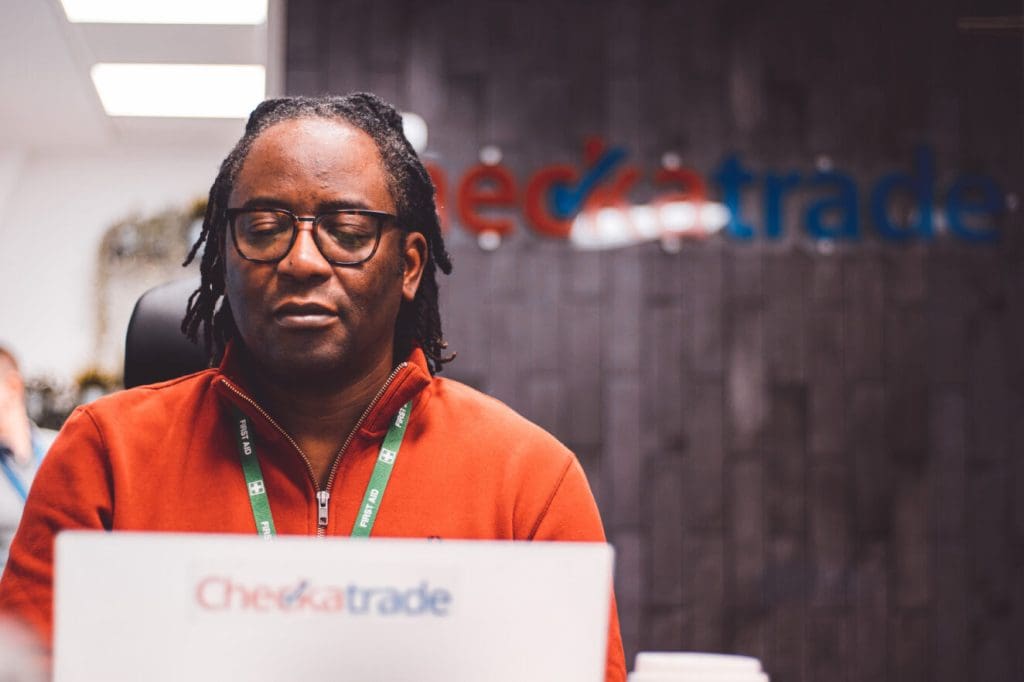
[318,362,408,536]
[317,490,330,527]
[221,361,408,537]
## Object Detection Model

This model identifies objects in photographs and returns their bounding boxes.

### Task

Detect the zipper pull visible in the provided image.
[317,490,330,529]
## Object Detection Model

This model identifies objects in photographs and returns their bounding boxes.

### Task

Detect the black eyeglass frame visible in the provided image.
[226,207,398,266]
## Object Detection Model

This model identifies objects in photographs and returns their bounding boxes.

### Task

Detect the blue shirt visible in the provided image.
[0,423,56,571]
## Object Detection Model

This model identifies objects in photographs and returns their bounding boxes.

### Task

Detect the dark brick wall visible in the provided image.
[284,1,1024,679]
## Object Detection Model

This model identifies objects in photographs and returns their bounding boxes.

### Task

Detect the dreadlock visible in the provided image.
[181,93,454,374]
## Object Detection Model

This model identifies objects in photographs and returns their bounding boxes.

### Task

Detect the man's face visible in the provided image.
[224,117,424,386]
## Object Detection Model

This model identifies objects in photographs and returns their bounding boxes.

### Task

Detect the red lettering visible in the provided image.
[252,585,275,611]
[583,166,642,210]
[583,136,606,166]
[653,167,707,201]
[318,587,346,612]
[456,164,518,235]
[195,576,229,611]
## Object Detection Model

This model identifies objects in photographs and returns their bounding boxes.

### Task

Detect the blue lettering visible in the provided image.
[712,154,756,240]
[360,582,453,616]
[805,169,859,240]
[431,588,452,616]
[376,588,402,615]
[347,585,370,614]
[280,579,309,608]
[764,171,801,239]
[946,174,1002,242]
[870,146,935,241]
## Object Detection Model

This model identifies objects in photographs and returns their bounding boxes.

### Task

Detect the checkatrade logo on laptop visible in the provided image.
[194,575,453,616]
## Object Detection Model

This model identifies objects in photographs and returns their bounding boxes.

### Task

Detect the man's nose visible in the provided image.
[278,222,332,278]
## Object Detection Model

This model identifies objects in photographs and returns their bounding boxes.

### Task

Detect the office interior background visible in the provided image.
[0,1,1022,680]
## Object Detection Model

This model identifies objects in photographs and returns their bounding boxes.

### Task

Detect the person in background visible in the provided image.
[0,347,56,571]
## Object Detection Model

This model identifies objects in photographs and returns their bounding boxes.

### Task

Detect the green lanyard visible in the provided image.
[232,401,412,539]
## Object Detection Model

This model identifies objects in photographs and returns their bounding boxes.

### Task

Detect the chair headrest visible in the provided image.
[123,277,208,389]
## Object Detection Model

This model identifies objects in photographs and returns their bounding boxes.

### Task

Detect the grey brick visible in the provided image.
[684,379,724,470]
[403,4,445,119]
[891,466,930,609]
[524,375,563,440]
[642,305,685,453]
[966,318,1010,462]
[843,255,885,381]
[727,250,764,303]
[611,528,644,664]
[565,250,604,300]
[689,533,726,651]
[642,247,684,303]
[809,308,846,458]
[606,378,641,526]
[929,391,968,544]
[926,253,967,386]
[647,607,690,653]
[604,250,642,373]
[764,386,807,540]
[809,464,851,607]
[766,604,806,682]
[486,301,524,409]
[807,612,854,682]
[565,302,603,445]
[648,456,685,607]
[850,383,889,537]
[812,254,843,303]
[683,249,725,376]
[854,542,888,682]
[968,466,1011,604]
[933,542,968,682]
[726,306,766,453]
[730,460,765,612]
[888,611,931,682]
[765,251,810,383]
[885,247,927,304]
[884,306,928,456]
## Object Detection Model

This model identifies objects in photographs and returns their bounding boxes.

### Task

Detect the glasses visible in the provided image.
[227,208,396,266]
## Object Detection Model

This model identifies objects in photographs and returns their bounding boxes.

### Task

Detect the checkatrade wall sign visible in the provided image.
[425,138,1009,250]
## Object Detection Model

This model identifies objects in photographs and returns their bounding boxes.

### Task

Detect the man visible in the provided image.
[0,347,56,572]
[0,93,625,680]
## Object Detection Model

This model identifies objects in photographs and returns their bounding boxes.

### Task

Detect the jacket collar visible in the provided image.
[212,342,432,439]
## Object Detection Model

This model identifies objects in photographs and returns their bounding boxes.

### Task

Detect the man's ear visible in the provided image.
[401,231,428,302]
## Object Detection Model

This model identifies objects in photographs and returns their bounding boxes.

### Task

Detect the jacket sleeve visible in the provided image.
[0,406,114,647]
[529,456,628,682]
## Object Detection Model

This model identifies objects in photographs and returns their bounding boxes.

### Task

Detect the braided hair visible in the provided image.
[181,93,454,374]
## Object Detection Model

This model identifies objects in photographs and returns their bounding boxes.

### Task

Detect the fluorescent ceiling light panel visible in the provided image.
[91,64,266,118]
[60,0,267,25]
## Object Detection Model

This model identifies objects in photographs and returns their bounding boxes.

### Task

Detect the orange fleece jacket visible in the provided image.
[0,346,626,681]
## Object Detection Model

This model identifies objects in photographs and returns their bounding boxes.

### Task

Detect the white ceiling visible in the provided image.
[0,0,283,152]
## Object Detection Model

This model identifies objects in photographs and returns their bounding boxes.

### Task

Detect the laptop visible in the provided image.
[54,532,613,682]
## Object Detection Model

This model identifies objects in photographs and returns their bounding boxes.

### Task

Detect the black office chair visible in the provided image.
[123,277,209,388]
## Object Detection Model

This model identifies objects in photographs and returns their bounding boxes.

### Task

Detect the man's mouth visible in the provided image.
[272,301,338,329]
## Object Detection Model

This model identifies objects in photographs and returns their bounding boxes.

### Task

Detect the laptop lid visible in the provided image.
[54,532,613,682]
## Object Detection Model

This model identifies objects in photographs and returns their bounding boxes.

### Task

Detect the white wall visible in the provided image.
[0,144,230,380]
[0,0,282,384]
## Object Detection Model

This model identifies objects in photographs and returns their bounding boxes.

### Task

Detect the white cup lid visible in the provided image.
[629,674,769,682]
[633,652,767,680]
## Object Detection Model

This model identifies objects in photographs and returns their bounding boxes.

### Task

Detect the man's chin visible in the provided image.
[236,332,395,393]
[241,344,353,390]
[272,352,353,387]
